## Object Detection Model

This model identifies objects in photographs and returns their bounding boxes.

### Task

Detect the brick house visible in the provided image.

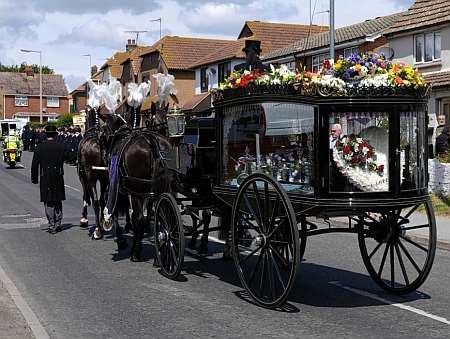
[137,36,234,112]
[190,21,329,96]
[385,0,450,129]
[0,66,69,122]
[263,13,402,72]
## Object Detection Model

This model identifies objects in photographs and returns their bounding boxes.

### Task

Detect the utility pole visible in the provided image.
[150,18,162,40]
[330,0,335,63]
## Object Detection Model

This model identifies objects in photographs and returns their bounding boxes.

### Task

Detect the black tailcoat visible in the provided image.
[31,139,66,202]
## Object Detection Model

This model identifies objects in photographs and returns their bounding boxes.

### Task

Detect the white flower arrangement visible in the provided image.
[312,74,346,90]
[359,74,389,88]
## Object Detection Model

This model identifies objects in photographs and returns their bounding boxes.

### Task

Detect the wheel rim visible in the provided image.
[232,174,299,308]
[358,199,436,294]
[154,193,184,279]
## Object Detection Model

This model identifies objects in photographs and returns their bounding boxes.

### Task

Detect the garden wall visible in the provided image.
[428,159,450,197]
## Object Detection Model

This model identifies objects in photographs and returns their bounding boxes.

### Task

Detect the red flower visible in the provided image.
[343,145,351,154]
[378,165,384,173]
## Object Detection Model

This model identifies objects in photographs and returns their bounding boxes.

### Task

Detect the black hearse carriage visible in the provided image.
[199,85,436,308]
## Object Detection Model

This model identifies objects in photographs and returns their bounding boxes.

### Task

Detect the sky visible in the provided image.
[0,0,413,92]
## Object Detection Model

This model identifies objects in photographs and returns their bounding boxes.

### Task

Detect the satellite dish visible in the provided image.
[378,47,394,60]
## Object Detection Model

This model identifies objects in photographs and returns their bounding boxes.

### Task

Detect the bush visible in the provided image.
[55,114,74,128]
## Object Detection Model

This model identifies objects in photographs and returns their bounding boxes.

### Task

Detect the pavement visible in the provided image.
[0,151,449,339]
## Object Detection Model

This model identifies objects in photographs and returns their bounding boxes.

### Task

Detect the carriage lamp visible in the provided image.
[166,104,186,138]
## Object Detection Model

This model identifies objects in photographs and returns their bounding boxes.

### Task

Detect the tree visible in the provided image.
[0,62,54,74]
[55,114,74,128]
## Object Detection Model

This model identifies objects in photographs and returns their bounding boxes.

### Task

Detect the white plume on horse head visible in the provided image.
[87,79,103,109]
[103,78,122,113]
[152,73,177,107]
[127,81,150,108]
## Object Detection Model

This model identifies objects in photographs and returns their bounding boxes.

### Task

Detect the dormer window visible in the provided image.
[414,32,441,63]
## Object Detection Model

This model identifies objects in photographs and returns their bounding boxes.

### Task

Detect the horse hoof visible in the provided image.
[102,219,113,232]
[80,218,88,228]
[91,229,103,240]
[130,255,141,262]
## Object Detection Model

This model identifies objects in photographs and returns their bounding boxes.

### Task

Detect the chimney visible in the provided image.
[25,65,34,77]
[91,65,98,76]
[126,39,137,52]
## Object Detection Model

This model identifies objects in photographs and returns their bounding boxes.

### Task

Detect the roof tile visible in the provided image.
[0,72,68,96]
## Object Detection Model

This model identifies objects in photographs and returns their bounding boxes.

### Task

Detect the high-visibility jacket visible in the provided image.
[4,135,20,150]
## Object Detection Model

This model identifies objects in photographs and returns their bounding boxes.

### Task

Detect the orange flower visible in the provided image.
[392,64,401,73]
[394,76,403,85]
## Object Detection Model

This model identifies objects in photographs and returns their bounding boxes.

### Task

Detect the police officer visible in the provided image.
[31,125,66,233]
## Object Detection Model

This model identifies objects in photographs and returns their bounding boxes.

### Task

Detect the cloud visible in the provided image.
[64,74,86,92]
[0,0,43,39]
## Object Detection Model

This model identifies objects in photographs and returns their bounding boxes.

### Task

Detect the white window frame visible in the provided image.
[414,31,441,63]
[312,53,328,73]
[15,95,28,107]
[343,47,359,59]
[46,96,60,108]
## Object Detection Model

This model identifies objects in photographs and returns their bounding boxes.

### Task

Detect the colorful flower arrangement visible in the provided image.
[216,53,426,95]
[335,135,385,175]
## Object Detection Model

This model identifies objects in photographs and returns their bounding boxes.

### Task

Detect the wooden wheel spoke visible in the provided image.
[267,251,276,300]
[169,242,178,270]
[377,243,389,277]
[390,243,395,288]
[252,182,265,232]
[399,234,429,253]
[402,224,430,231]
[269,244,290,268]
[239,214,261,233]
[243,194,262,228]
[247,249,264,287]
[398,239,422,274]
[267,216,288,239]
[395,243,410,285]
[369,242,383,259]
[263,181,270,229]
[403,204,420,219]
[239,245,263,265]
[269,249,286,291]
[258,251,267,296]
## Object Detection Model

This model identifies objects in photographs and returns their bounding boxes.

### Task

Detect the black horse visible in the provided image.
[78,106,132,240]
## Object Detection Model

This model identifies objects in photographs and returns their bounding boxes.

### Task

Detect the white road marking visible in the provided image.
[65,184,81,192]
[329,281,450,325]
[1,214,32,218]
[0,259,50,339]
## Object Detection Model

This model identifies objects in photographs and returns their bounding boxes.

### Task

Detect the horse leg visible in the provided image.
[130,197,145,262]
[198,209,212,256]
[91,183,103,240]
[79,173,90,227]
[125,207,132,233]
[114,212,127,251]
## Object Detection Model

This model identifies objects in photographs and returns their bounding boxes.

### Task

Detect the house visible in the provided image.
[263,13,402,72]
[0,65,69,123]
[69,66,103,115]
[137,36,234,112]
[385,0,450,129]
[190,21,329,96]
[118,44,149,101]
[100,41,135,84]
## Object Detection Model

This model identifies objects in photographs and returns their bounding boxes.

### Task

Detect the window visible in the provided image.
[15,96,28,107]
[200,67,208,93]
[343,47,359,59]
[47,96,59,107]
[218,62,231,84]
[281,61,296,71]
[415,32,441,63]
[312,53,328,73]
[329,112,390,192]
[222,102,315,194]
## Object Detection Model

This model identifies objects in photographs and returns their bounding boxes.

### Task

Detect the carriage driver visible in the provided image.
[2,129,22,162]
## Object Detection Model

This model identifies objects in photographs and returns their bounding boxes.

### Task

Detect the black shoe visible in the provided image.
[55,226,62,233]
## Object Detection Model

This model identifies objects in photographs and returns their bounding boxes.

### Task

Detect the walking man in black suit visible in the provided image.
[31,125,66,233]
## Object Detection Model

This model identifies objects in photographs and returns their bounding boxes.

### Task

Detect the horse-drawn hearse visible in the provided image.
[78,52,436,309]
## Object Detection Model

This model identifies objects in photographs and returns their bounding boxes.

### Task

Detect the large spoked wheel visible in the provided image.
[154,193,184,280]
[358,199,436,294]
[231,173,300,308]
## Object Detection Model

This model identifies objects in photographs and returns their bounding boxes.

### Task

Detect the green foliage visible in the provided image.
[55,114,74,127]
[0,62,54,74]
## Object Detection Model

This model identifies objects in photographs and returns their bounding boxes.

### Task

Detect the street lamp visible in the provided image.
[82,54,92,103]
[166,104,185,170]
[20,49,43,124]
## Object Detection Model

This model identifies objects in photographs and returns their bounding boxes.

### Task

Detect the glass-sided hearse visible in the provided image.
[160,68,435,309]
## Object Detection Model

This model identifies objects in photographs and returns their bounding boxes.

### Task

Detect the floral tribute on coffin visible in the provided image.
[333,135,388,192]
[212,53,428,100]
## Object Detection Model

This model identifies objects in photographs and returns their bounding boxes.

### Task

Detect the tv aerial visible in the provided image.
[123,30,148,44]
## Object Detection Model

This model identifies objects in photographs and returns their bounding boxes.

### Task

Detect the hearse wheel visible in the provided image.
[232,173,299,308]
[358,199,436,294]
[154,193,184,280]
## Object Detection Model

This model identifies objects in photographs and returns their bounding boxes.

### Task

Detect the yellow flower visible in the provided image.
[334,60,343,71]
[354,64,361,72]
